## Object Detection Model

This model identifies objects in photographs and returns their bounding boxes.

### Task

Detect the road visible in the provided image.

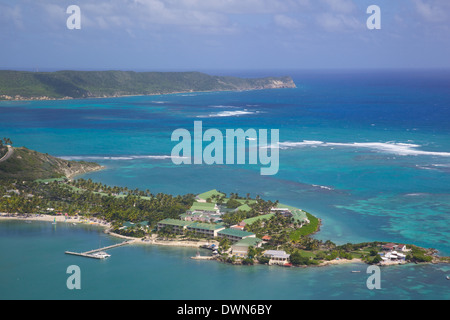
[0,145,14,163]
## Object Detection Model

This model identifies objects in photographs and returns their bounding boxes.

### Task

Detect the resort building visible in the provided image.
[231,237,263,258]
[382,243,408,252]
[121,221,149,231]
[382,243,397,251]
[381,251,407,263]
[263,250,291,265]
[181,211,223,224]
[271,207,293,218]
[157,219,193,234]
[187,201,220,215]
[217,228,256,242]
[186,222,226,238]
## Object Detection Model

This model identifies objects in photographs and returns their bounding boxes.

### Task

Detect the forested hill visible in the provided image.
[0,70,296,100]
[0,147,103,180]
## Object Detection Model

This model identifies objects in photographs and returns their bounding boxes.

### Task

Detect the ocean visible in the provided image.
[0,70,449,299]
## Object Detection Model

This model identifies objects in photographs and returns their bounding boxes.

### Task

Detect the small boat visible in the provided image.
[446,276,450,280]
[91,251,111,259]
[351,271,361,273]
[52,217,57,225]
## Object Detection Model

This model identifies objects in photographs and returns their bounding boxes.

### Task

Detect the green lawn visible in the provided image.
[289,212,320,241]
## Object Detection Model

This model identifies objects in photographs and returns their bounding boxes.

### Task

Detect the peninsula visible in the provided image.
[0,176,447,267]
[0,141,103,180]
[0,70,296,101]
[0,144,447,268]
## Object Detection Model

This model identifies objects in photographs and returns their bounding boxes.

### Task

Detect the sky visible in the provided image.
[1,0,450,72]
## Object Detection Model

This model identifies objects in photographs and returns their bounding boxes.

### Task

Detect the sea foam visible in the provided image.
[277,140,450,157]
[60,155,188,161]
[196,109,257,118]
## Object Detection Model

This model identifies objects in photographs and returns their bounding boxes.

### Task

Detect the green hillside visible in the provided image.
[0,70,296,100]
[0,147,103,180]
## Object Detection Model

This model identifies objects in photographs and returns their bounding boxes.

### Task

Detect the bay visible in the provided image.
[0,70,449,299]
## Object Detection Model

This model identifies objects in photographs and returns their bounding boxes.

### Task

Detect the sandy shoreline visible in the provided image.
[0,213,111,227]
[0,213,406,267]
[318,258,363,267]
[0,213,214,249]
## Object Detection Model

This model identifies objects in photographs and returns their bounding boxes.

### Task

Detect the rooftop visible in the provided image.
[264,250,291,259]
[232,237,263,248]
[218,228,255,238]
[188,222,226,231]
[123,221,149,228]
[158,219,193,227]
[197,189,226,201]
[189,201,217,212]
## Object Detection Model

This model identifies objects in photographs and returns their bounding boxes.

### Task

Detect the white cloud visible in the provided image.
[0,4,24,29]
[316,12,361,32]
[319,0,356,14]
[412,0,449,22]
[162,0,310,14]
[274,14,302,29]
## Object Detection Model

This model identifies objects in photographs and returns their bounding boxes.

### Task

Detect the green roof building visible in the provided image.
[231,237,263,257]
[189,201,217,213]
[122,221,149,230]
[157,219,193,234]
[217,228,256,242]
[187,222,226,238]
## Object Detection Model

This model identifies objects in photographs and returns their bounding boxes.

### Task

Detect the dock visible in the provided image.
[65,240,133,259]
[191,255,215,260]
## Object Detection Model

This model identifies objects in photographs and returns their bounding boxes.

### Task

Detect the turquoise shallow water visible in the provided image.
[0,70,449,299]
[0,220,449,300]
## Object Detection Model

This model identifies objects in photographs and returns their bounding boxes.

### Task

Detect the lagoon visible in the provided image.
[0,220,449,300]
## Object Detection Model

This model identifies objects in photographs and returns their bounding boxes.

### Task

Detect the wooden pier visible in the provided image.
[65,240,133,259]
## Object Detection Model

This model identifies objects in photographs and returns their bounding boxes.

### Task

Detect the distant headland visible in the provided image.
[0,70,296,101]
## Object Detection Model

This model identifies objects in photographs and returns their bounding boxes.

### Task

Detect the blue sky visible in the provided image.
[1,0,449,71]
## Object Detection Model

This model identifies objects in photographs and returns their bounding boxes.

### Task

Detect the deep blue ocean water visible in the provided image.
[0,70,449,299]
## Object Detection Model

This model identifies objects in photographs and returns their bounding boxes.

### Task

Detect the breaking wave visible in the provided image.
[196,109,258,118]
[60,155,188,161]
[277,140,450,157]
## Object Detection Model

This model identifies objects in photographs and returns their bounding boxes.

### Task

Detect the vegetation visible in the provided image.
[407,246,433,263]
[0,178,195,230]
[0,143,444,267]
[0,147,102,180]
[0,70,295,100]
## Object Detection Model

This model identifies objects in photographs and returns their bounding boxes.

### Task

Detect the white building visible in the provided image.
[263,250,291,265]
